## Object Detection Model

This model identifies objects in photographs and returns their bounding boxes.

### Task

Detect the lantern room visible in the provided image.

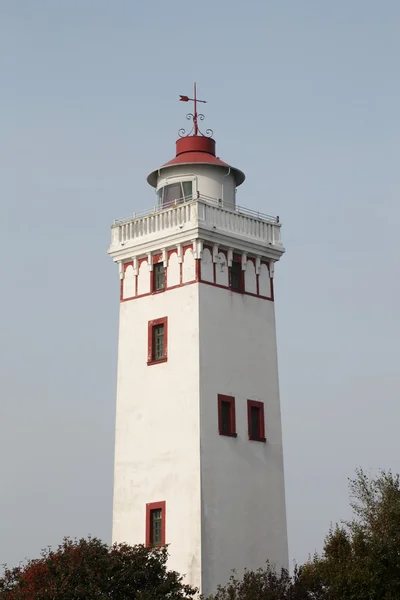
[147,89,245,210]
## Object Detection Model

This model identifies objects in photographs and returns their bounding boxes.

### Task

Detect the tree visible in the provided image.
[206,562,310,600]
[3,469,400,600]
[301,468,400,600]
[0,537,197,600]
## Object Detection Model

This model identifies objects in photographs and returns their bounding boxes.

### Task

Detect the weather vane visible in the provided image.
[178,83,213,138]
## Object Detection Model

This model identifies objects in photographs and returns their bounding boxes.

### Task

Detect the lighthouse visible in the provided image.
[109,86,288,596]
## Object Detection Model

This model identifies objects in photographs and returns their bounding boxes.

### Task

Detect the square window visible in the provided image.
[146,501,166,547]
[247,400,266,442]
[148,318,168,365]
[153,262,165,292]
[230,261,243,292]
[218,394,237,437]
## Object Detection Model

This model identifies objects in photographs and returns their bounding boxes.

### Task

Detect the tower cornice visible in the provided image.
[108,196,284,264]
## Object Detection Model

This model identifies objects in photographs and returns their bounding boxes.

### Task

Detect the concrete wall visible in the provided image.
[198,284,288,596]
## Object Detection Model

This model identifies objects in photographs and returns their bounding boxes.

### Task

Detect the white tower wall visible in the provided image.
[112,276,288,596]
[112,284,202,587]
[199,285,288,594]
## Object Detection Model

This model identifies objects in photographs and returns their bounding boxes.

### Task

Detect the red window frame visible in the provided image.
[151,255,167,293]
[145,501,166,547]
[217,394,237,437]
[229,255,244,293]
[147,317,168,365]
[247,400,266,442]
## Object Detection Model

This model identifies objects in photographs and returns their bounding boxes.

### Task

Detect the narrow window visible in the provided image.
[221,401,231,433]
[218,395,237,437]
[146,501,166,546]
[153,262,165,291]
[247,400,266,442]
[150,508,162,544]
[250,406,260,438]
[153,325,164,360]
[230,260,243,292]
[148,318,168,365]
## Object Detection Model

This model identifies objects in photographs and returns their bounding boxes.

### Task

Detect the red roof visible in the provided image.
[163,151,231,169]
[147,135,245,187]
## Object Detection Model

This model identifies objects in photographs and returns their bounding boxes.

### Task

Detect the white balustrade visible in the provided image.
[110,197,282,248]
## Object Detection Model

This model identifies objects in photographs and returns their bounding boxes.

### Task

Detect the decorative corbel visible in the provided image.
[227,248,233,267]
[269,261,275,279]
[212,244,219,263]
[177,244,183,264]
[197,240,203,259]
[162,248,168,267]
[147,252,153,272]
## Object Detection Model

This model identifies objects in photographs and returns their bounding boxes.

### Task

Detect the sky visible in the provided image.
[1,0,400,573]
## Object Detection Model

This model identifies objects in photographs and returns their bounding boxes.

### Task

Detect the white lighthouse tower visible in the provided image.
[109,86,288,596]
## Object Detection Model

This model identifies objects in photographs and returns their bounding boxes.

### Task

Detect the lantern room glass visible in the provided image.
[157,181,193,207]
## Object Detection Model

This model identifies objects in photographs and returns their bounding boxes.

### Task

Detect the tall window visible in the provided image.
[153,262,165,291]
[153,325,164,360]
[217,394,237,437]
[247,400,266,442]
[148,317,168,365]
[150,508,162,545]
[230,260,243,292]
[146,501,166,547]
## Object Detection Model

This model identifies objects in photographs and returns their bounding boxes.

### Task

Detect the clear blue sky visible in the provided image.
[1,0,400,572]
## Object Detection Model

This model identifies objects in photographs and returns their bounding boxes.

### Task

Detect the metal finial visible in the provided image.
[178,83,213,138]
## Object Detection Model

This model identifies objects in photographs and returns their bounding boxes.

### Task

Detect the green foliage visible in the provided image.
[0,537,197,600]
[2,468,400,600]
[207,468,400,600]
[301,468,400,600]
[205,562,309,600]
